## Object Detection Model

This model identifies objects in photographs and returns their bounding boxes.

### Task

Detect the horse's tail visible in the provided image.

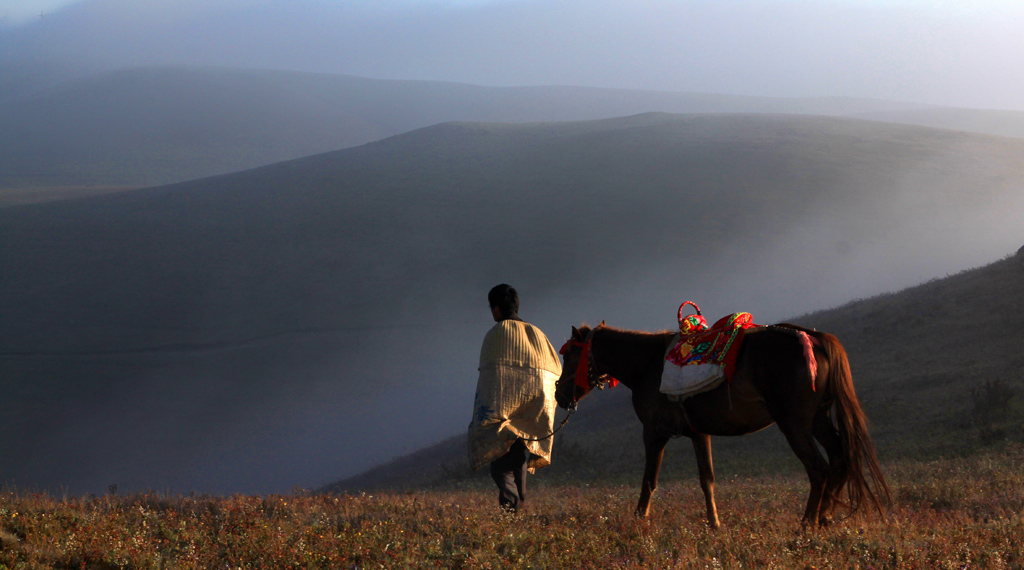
[815,331,891,517]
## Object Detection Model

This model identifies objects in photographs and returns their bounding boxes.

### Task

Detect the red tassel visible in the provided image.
[575,342,591,390]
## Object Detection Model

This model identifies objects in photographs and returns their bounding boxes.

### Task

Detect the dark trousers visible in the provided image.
[489,439,529,512]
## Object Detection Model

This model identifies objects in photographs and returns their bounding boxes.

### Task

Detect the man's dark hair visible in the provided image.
[488,284,519,319]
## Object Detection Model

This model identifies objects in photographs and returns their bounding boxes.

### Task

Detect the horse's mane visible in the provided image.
[581,323,676,346]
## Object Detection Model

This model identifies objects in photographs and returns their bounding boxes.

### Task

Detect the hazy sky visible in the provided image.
[3,0,1023,110]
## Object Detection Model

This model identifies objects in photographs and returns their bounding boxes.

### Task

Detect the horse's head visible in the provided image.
[555,325,592,410]
[557,320,625,409]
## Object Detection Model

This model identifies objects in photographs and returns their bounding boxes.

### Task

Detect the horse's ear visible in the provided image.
[571,326,581,340]
[599,320,606,327]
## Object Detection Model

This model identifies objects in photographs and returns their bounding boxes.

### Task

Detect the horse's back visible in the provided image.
[735,327,831,415]
[677,327,826,436]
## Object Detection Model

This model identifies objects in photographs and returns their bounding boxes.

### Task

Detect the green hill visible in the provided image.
[325,252,1024,492]
[0,66,941,194]
[2,113,1022,495]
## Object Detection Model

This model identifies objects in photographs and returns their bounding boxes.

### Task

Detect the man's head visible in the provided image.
[488,284,519,321]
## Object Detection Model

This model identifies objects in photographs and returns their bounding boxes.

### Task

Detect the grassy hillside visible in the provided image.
[5,451,1024,568]
[798,252,1024,455]
[2,113,1023,495]
[0,66,941,193]
[326,252,1024,493]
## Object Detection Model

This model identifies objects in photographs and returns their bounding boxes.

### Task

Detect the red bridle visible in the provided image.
[559,338,593,392]
[559,332,618,398]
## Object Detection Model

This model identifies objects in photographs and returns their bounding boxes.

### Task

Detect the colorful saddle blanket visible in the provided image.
[660,312,759,401]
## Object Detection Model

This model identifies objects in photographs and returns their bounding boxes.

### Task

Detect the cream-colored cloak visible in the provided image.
[468,319,562,472]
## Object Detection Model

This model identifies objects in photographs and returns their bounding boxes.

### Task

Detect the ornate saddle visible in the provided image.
[660,301,760,401]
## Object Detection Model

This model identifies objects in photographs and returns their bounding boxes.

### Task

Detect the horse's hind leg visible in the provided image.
[813,408,847,524]
[692,433,721,529]
[777,420,829,527]
[636,426,669,518]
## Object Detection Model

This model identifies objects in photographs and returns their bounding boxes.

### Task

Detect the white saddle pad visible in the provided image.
[660,361,725,402]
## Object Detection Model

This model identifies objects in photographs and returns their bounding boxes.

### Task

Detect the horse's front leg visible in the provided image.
[691,433,721,529]
[636,426,669,518]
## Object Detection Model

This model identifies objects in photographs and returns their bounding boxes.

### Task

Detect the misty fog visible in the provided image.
[1,0,1023,496]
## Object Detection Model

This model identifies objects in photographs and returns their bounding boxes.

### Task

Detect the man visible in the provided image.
[468,284,561,513]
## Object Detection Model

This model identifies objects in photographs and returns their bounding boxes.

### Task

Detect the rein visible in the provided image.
[519,404,576,442]
[520,332,595,443]
[526,326,621,444]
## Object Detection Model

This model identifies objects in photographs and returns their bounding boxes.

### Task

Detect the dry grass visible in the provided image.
[3,447,1024,569]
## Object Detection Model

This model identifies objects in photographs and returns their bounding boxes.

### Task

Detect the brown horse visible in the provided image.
[555,323,889,528]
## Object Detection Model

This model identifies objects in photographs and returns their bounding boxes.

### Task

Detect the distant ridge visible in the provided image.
[0,65,941,193]
[850,108,1024,142]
